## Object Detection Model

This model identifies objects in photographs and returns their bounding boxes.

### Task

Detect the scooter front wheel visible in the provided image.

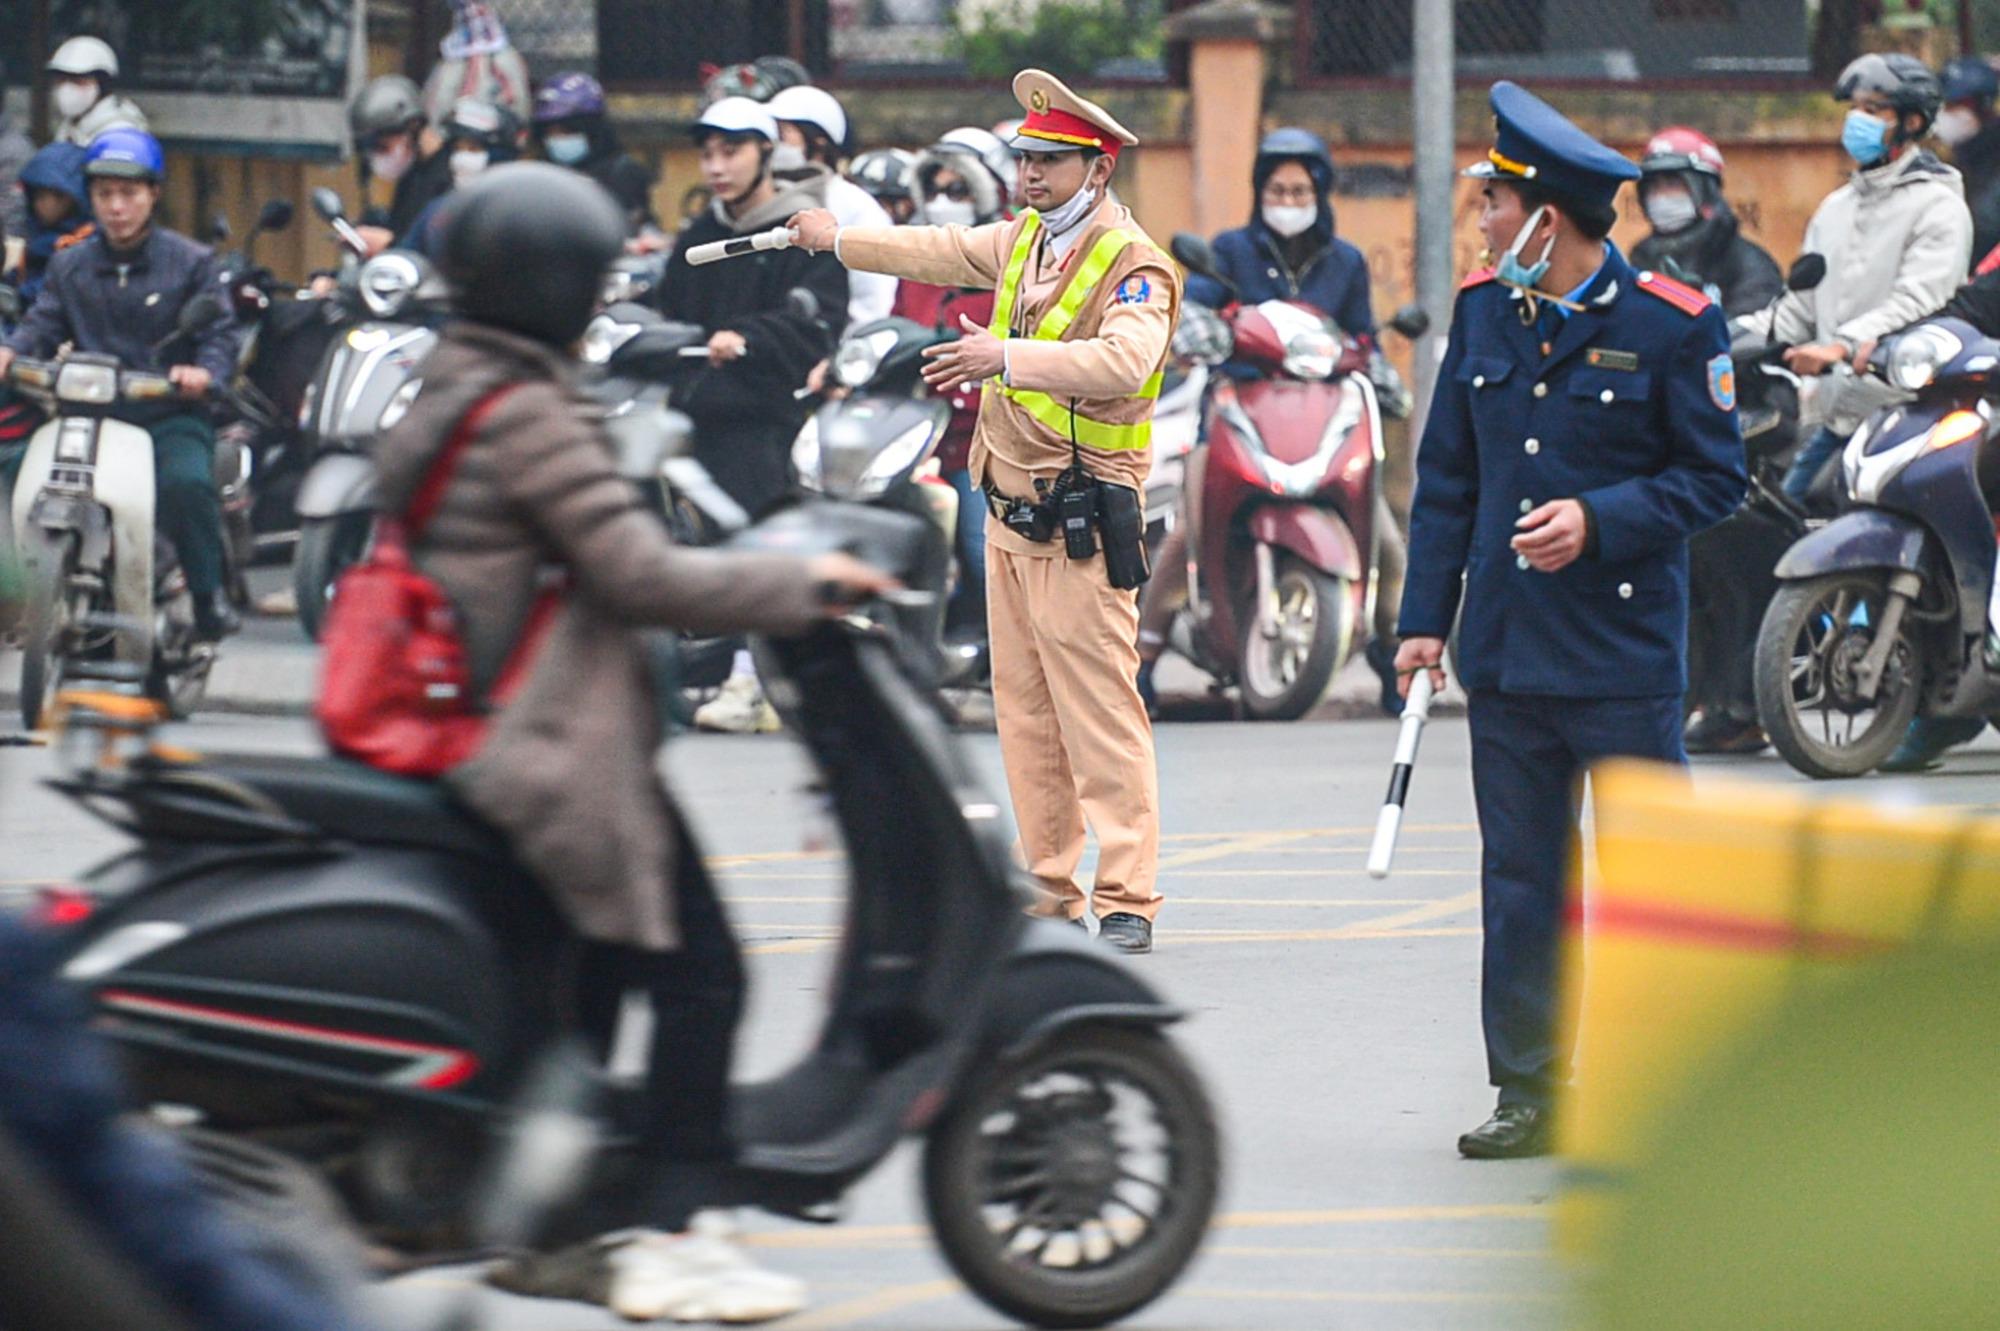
[293,512,372,642]
[19,541,77,731]
[1754,571,1921,779]
[1240,557,1350,721]
[921,1024,1219,1329]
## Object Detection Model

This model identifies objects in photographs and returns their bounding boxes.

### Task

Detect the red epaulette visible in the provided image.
[1635,270,1711,317]
[1460,267,1497,291]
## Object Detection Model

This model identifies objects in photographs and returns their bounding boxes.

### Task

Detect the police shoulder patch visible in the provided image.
[1636,270,1712,317]
[1707,352,1736,412]
[1113,274,1153,306]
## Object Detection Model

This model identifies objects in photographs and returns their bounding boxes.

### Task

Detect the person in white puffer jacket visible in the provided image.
[1776,53,1972,503]
[767,85,896,325]
[45,36,148,149]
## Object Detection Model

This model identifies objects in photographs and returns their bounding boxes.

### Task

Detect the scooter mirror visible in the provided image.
[787,287,822,325]
[209,212,233,245]
[1169,232,1223,282]
[310,187,347,224]
[257,199,296,232]
[1786,253,1827,293]
[1388,303,1431,339]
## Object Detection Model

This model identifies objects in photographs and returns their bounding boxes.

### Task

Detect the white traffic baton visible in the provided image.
[683,225,796,266]
[1366,668,1436,879]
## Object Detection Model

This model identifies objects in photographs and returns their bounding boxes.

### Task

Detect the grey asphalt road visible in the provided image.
[4,703,1998,1330]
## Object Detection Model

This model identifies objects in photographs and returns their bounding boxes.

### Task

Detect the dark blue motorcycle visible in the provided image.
[1755,317,2000,778]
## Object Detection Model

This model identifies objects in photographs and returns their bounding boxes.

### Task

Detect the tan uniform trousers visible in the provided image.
[987,523,1163,922]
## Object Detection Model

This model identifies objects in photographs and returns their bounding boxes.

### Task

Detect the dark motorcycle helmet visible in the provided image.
[1835,52,1944,135]
[1942,55,2000,108]
[436,162,626,347]
[1253,127,1335,197]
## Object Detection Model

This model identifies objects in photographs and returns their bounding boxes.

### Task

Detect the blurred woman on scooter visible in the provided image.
[365,162,892,1320]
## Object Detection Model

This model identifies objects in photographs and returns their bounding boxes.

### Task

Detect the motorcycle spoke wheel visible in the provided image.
[1756,572,1921,779]
[1240,557,1350,722]
[922,1026,1218,1330]
[19,546,78,731]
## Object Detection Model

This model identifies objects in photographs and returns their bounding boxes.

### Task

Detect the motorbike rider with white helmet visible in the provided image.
[767,86,896,324]
[45,36,148,148]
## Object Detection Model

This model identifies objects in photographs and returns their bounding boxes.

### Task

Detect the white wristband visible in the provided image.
[831,227,845,261]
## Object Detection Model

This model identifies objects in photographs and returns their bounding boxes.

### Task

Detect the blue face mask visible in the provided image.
[543,132,591,166]
[1495,205,1554,289]
[1842,108,1892,166]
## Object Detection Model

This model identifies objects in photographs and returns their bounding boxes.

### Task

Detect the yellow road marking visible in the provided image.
[1181,1285,1553,1304]
[1155,829,1321,871]
[704,824,1482,868]
[1208,1244,1540,1259]
[776,1279,959,1329]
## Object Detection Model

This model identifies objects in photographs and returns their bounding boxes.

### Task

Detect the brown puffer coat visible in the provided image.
[371,321,822,949]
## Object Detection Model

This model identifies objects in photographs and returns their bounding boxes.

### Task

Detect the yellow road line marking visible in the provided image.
[1180,1285,1554,1304]
[705,825,1482,868]
[777,1279,959,1329]
[1208,1244,1541,1259]
[1155,829,1321,871]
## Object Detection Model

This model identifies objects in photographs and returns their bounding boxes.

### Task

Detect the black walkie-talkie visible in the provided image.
[1060,477,1098,560]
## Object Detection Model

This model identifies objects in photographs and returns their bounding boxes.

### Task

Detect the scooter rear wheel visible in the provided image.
[294,512,372,642]
[921,1024,1219,1329]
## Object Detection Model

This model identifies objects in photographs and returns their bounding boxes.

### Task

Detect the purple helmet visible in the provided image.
[533,71,606,125]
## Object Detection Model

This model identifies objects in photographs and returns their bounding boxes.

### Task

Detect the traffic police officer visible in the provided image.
[789,69,1180,953]
[1395,83,1745,1157]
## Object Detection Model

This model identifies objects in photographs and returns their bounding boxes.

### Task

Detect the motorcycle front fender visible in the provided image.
[1247,504,1362,582]
[1773,511,1928,583]
[981,919,1183,1061]
[294,451,377,520]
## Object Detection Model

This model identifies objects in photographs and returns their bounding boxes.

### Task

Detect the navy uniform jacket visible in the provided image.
[1398,245,1744,697]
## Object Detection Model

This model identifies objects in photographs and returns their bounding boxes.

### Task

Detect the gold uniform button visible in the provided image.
[1533,382,1548,399]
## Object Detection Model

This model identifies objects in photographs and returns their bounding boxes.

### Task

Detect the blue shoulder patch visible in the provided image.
[1707,353,1736,412]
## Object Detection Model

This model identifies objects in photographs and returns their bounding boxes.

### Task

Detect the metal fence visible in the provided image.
[406,0,1178,87]
[1299,0,1860,84]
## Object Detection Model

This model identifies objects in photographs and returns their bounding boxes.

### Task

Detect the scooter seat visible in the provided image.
[196,753,508,862]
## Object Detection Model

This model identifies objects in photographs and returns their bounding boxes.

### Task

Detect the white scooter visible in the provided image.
[9,345,216,730]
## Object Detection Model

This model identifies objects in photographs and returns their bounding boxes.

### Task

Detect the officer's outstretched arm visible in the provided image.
[1398,329,1479,639]
[1578,310,1746,563]
[830,222,1011,291]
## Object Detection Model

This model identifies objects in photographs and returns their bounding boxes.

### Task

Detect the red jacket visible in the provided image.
[893,280,996,473]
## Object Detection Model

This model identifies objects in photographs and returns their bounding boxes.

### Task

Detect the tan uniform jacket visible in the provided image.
[838,200,1181,558]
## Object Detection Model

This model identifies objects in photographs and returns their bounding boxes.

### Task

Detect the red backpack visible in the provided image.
[316,386,558,776]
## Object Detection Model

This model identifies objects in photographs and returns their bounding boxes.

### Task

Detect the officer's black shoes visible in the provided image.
[1136,659,1160,719]
[193,590,242,642]
[1683,710,1768,756]
[1364,638,1406,718]
[1098,912,1152,954]
[1457,1104,1551,1159]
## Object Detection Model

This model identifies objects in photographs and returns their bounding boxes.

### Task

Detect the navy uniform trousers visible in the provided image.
[1469,690,1684,1108]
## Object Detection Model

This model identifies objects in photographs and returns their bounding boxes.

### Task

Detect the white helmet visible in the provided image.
[693,95,779,144]
[767,86,848,151]
[940,125,1017,197]
[48,35,118,80]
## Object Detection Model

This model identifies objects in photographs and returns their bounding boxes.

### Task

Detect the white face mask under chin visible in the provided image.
[1039,173,1102,236]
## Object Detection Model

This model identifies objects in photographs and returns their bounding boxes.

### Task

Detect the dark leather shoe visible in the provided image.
[1684,711,1768,755]
[1097,912,1152,954]
[193,590,241,642]
[1457,1104,1551,1159]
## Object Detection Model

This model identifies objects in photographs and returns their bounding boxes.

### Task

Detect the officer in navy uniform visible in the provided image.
[1395,83,1745,1159]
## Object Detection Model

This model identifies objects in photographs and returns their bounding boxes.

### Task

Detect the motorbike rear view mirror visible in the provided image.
[1171,232,1238,303]
[787,287,822,325]
[209,212,233,245]
[257,199,296,233]
[1388,304,1431,339]
[310,187,347,224]
[1786,253,1827,293]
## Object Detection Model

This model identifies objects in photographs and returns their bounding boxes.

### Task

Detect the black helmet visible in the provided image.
[1835,53,1944,134]
[1253,127,1334,195]
[437,162,626,347]
[350,74,425,144]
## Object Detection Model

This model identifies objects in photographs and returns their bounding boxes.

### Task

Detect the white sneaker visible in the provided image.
[693,676,780,734]
[604,1221,808,1324]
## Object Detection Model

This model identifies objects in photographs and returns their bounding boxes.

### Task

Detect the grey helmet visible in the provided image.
[1835,53,1944,134]
[349,74,426,144]
[847,147,918,208]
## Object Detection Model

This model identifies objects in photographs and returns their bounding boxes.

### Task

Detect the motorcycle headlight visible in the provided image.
[1282,327,1341,382]
[54,360,118,405]
[1887,325,1963,393]
[791,414,823,489]
[581,315,642,367]
[856,418,939,496]
[834,328,900,390]
[1173,305,1235,366]
[357,252,421,319]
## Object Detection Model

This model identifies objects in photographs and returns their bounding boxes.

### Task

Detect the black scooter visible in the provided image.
[39,501,1219,1329]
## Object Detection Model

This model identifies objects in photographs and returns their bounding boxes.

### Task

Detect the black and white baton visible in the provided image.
[1367,669,1436,879]
[683,225,796,266]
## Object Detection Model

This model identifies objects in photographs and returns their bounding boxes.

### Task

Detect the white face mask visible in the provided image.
[1038,165,1104,236]
[771,142,809,173]
[1261,203,1316,238]
[449,148,490,188]
[924,195,976,227]
[54,82,98,122]
[1938,105,1982,147]
[368,140,414,184]
[1643,190,1700,235]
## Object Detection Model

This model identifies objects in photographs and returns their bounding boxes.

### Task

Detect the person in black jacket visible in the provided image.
[656,95,847,733]
[1938,56,2000,270]
[531,72,657,234]
[346,75,452,253]
[1633,127,1791,756]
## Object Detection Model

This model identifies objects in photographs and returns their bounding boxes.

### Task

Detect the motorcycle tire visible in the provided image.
[294,512,372,643]
[1239,557,1350,722]
[921,1024,1219,1330]
[19,541,75,732]
[1754,572,1921,780]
